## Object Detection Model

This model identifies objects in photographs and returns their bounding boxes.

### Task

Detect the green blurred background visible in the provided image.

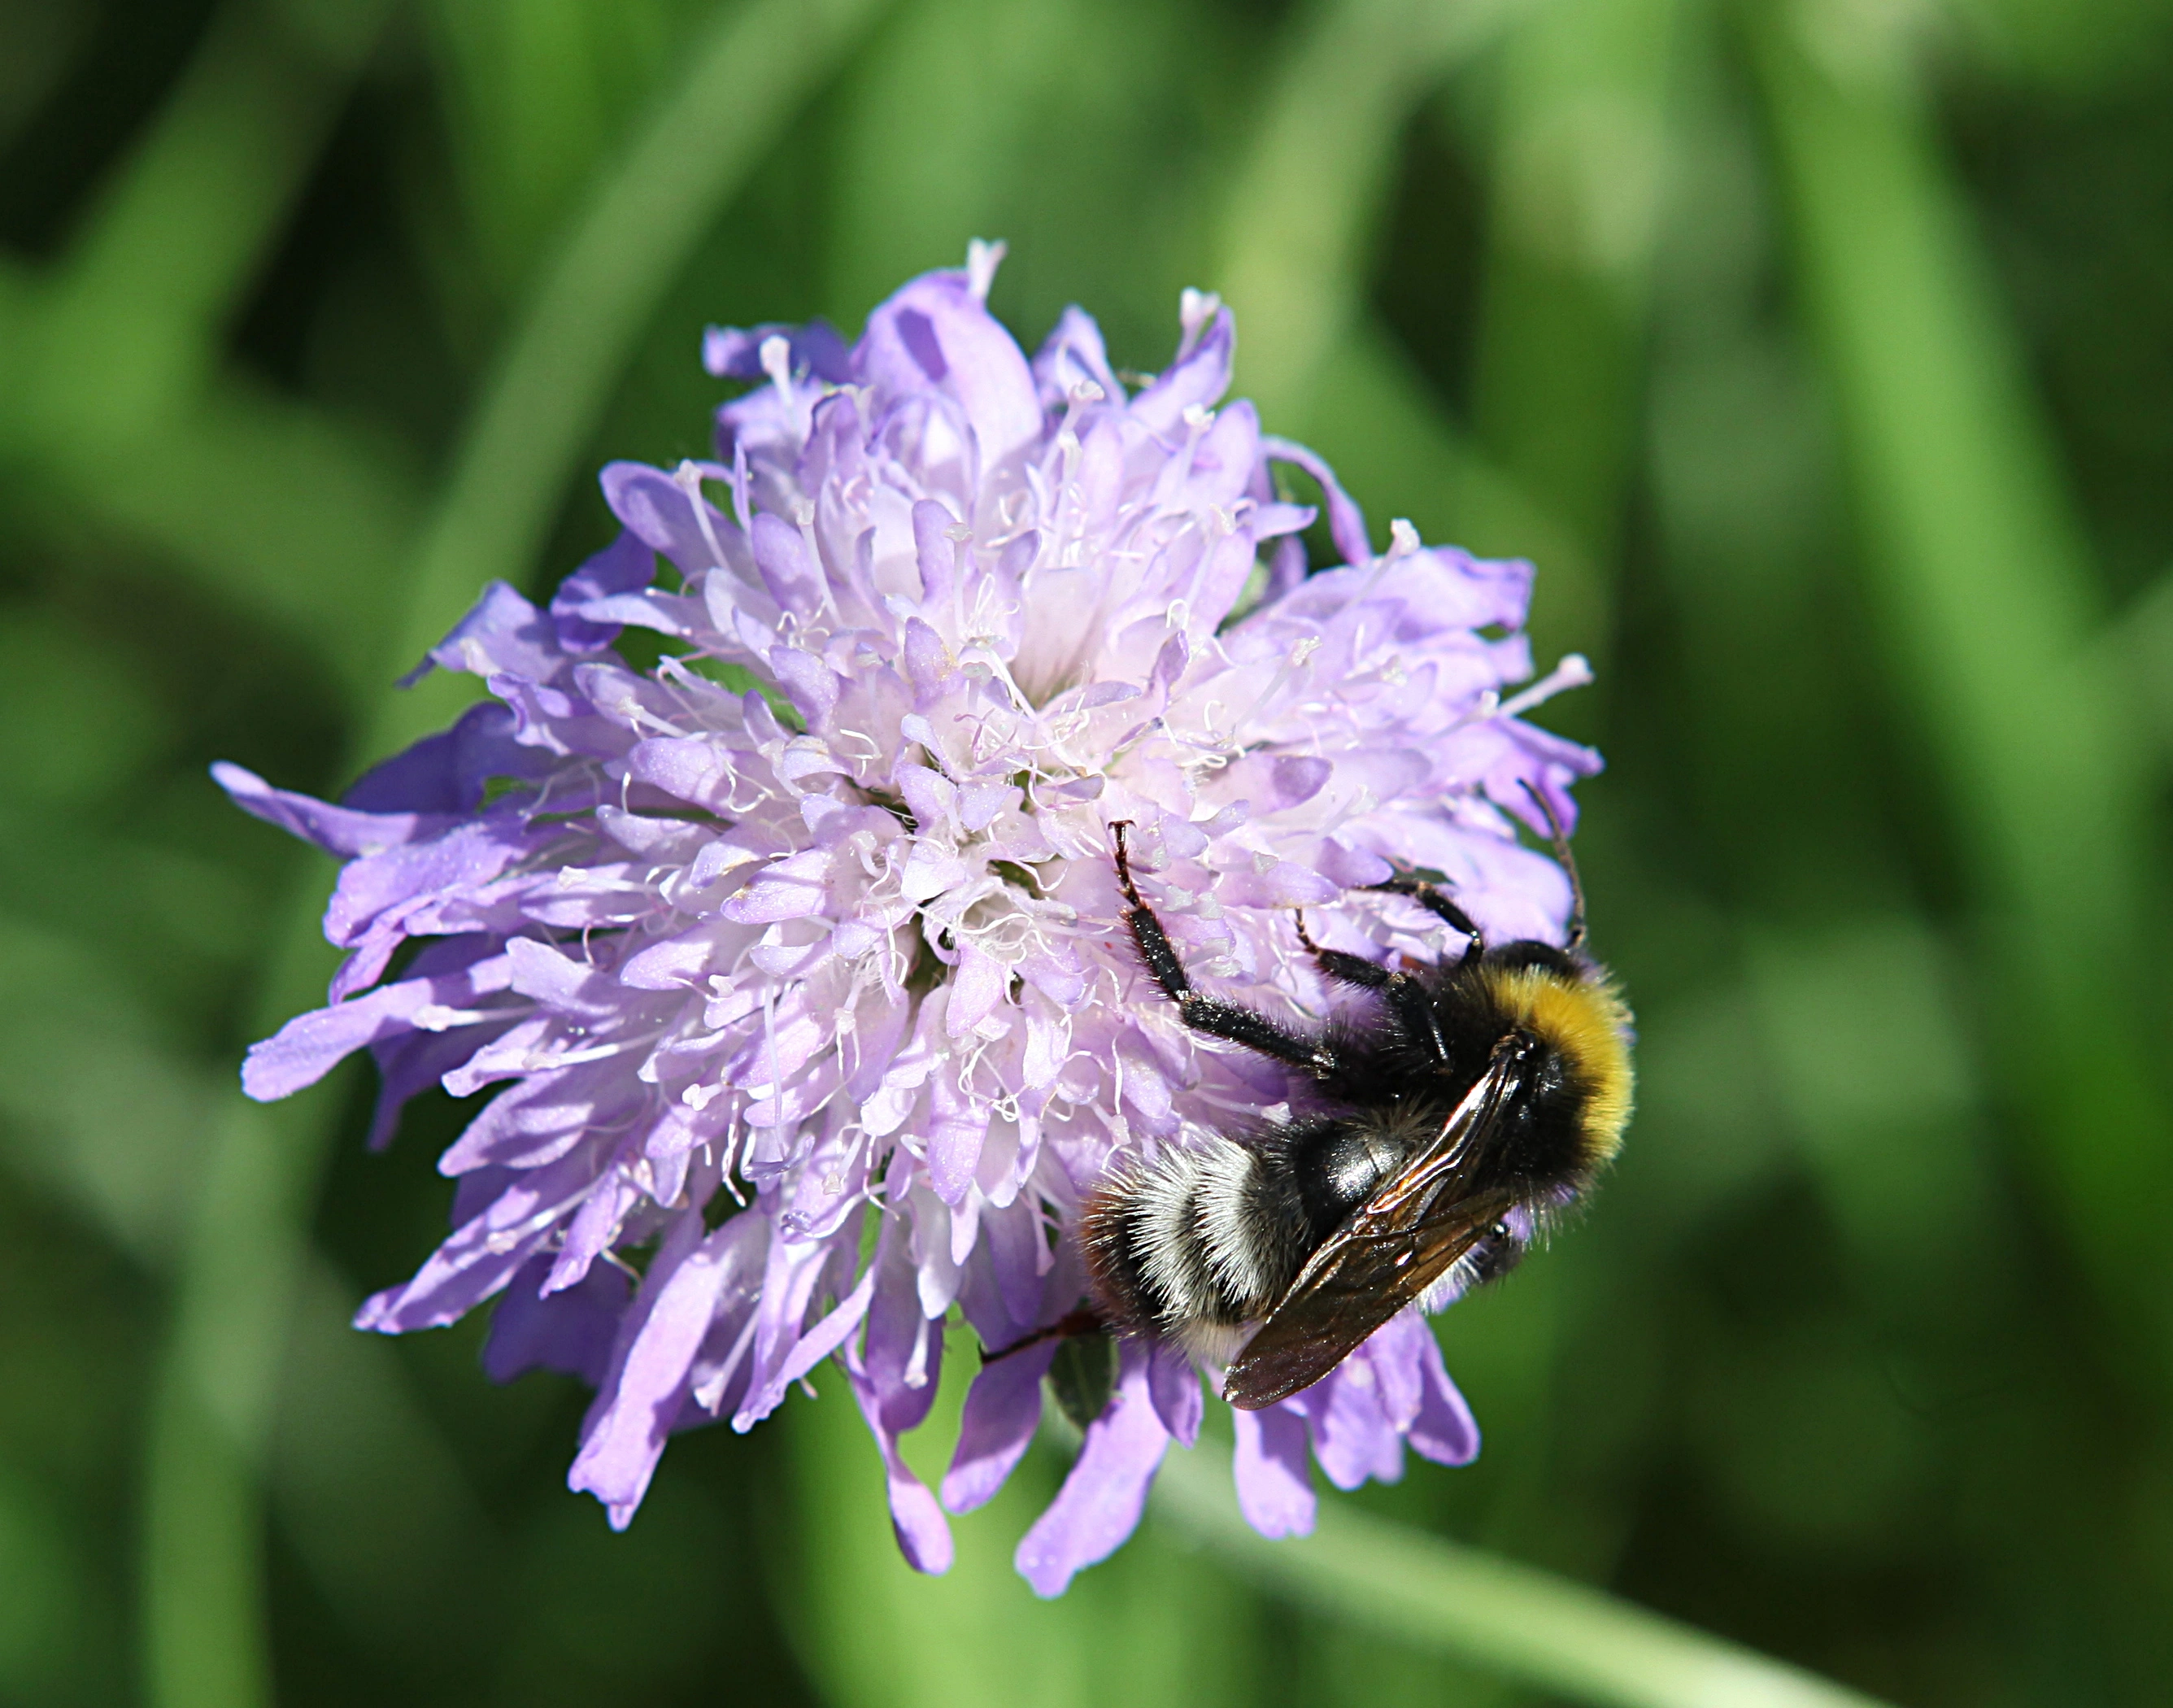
[4,0,2172,1702]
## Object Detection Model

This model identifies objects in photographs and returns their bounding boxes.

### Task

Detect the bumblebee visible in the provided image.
[1081,805,1632,1410]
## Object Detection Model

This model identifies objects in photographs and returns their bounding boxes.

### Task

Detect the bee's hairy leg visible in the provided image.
[1294,909,1451,1070]
[1292,908,1391,988]
[982,1307,1106,1363]
[1111,821,1335,1074]
[1363,874,1484,963]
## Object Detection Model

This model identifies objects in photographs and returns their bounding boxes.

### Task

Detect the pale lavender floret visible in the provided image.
[221,246,1597,1591]
[1015,1339,1173,1597]
[1233,1404,1317,1539]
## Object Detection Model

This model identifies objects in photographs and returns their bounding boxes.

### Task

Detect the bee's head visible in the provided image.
[1474,954,1635,1192]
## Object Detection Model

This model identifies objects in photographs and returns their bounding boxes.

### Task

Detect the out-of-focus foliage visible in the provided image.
[2,0,2171,1704]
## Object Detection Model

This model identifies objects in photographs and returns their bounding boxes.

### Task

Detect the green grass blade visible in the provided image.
[30,0,393,438]
[21,375,424,704]
[140,2,897,1700]
[1467,0,1680,560]
[0,0,419,703]
[1152,1442,1896,1708]
[145,1032,329,1708]
[1209,0,1618,660]
[785,1349,1265,1708]
[1215,0,1539,422]
[1752,15,2171,1339]
[143,1362,276,1708]
[380,0,898,754]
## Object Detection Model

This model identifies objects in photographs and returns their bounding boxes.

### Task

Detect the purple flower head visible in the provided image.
[223,243,1600,1594]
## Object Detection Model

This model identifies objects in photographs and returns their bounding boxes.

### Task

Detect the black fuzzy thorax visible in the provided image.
[1082,939,1610,1341]
[1287,939,1600,1218]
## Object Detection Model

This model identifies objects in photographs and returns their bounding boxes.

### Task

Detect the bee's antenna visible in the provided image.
[1519,778,1587,951]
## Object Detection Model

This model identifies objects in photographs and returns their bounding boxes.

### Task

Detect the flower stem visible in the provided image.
[1151,1444,1895,1708]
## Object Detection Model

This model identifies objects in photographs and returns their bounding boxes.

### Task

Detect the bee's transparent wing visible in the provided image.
[1221,1042,1532,1411]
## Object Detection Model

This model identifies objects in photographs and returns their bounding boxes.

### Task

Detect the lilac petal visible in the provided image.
[1214,857,1338,910]
[1014,1339,1170,1597]
[366,1017,512,1150]
[342,701,548,815]
[925,1066,990,1205]
[909,499,962,608]
[732,1215,866,1430]
[721,847,833,924]
[682,1280,765,1423]
[545,1166,641,1292]
[502,935,624,1018]
[1030,304,1121,408]
[953,1192,1052,1350]
[1233,1404,1317,1539]
[737,1258,875,1431]
[858,270,1043,468]
[847,1227,954,1571]
[213,762,459,859]
[1128,302,1235,434]
[942,1340,1055,1514]
[858,1227,944,1436]
[552,530,655,654]
[1147,1340,1202,1446]
[1356,1309,1430,1433]
[703,318,851,381]
[320,817,541,956]
[1312,838,1395,889]
[403,580,568,687]
[435,1059,632,1173]
[848,1369,955,1574]
[240,951,514,1100]
[601,460,743,578]
[750,512,823,618]
[483,1253,632,1387]
[769,646,840,726]
[1408,1322,1482,1466]
[1262,436,1371,567]
[569,1213,739,1527]
[355,1140,603,1332]
[1300,1361,1405,1492]
[1270,755,1333,809]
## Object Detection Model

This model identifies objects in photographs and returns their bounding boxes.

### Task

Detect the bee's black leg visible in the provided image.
[1291,908,1391,988]
[1111,822,1335,1074]
[1363,875,1484,964]
[1293,911,1450,1068]
[981,1308,1106,1362]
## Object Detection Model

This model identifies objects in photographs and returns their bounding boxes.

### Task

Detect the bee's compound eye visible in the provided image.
[1469,1221,1526,1288]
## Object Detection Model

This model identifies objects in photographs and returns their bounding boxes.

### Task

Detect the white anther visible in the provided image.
[1498,653,1596,721]
[671,460,732,570]
[759,334,793,397]
[967,237,1007,302]
[1180,288,1221,341]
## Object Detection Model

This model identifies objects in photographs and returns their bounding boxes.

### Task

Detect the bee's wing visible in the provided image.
[1221,1040,1534,1411]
